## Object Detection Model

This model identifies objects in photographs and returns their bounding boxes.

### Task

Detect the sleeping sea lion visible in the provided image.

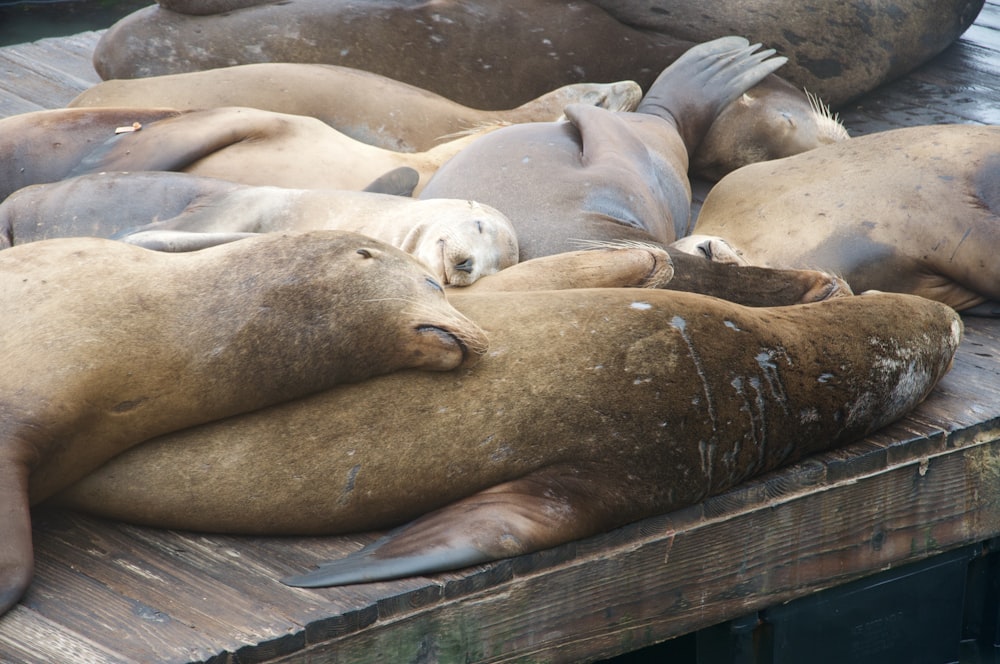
[0,230,488,617]
[0,171,519,286]
[420,37,785,256]
[692,124,1000,312]
[51,288,961,590]
[90,0,849,180]
[69,65,643,154]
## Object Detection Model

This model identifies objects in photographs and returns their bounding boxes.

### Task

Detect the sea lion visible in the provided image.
[691,124,1000,312]
[691,82,849,182]
[0,171,519,286]
[588,0,984,107]
[0,107,181,202]
[0,230,488,617]
[69,64,643,153]
[420,37,784,256]
[58,106,495,195]
[51,288,961,591]
[90,1,848,180]
[95,0,980,108]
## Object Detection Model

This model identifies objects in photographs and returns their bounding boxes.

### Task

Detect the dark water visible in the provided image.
[0,0,152,46]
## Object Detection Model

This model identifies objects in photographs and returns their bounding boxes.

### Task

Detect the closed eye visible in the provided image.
[426,276,444,293]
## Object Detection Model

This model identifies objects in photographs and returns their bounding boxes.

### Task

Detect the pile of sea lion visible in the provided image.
[0,0,985,616]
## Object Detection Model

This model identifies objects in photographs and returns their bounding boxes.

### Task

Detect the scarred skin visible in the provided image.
[51,288,961,590]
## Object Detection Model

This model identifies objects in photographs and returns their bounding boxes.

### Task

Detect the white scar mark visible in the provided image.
[337,464,361,507]
[698,439,716,489]
[747,376,770,469]
[755,348,790,415]
[670,315,717,430]
[630,301,653,310]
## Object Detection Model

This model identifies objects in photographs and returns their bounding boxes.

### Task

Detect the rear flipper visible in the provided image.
[282,464,622,588]
[636,36,788,157]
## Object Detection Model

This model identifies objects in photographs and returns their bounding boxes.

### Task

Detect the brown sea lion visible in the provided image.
[691,124,1000,313]
[588,0,984,107]
[60,106,494,195]
[0,171,519,286]
[69,64,643,153]
[95,0,980,108]
[91,1,848,180]
[420,37,782,256]
[0,230,488,617]
[51,288,961,590]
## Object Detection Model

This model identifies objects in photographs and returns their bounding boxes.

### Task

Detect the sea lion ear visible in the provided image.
[356,248,374,259]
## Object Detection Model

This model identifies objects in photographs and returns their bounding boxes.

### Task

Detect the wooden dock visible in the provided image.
[2,5,1000,662]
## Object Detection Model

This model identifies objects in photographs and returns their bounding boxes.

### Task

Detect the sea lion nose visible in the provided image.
[454,258,474,274]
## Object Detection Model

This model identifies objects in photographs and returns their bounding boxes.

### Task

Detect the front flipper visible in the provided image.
[361,166,420,196]
[0,455,34,616]
[116,229,258,252]
[282,464,624,588]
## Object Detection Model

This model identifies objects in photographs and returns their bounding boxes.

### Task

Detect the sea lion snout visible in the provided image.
[411,316,489,370]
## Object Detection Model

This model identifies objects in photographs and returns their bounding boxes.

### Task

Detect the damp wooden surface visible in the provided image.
[2,3,1000,662]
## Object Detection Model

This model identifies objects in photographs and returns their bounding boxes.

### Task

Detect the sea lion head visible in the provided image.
[406,200,520,287]
[248,231,490,374]
[341,237,490,370]
[692,82,849,181]
[670,234,751,265]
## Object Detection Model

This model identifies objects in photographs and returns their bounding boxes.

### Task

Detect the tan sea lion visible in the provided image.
[60,106,498,195]
[420,37,783,256]
[91,1,848,180]
[69,65,643,153]
[51,288,961,591]
[0,230,488,617]
[691,82,849,181]
[0,107,181,202]
[691,124,1000,312]
[0,171,519,286]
